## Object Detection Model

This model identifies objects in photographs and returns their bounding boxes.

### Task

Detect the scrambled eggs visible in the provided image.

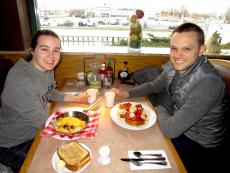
[54,117,86,134]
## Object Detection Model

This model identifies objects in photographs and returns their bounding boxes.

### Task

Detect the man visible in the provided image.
[113,23,229,172]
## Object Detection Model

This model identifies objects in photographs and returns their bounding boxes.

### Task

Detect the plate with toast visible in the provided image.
[52,141,91,173]
[110,102,157,130]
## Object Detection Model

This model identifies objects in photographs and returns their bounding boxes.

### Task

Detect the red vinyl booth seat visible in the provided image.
[214,64,230,113]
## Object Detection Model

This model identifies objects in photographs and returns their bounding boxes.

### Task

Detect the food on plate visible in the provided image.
[56,159,66,171]
[119,102,132,110]
[57,141,90,171]
[54,116,87,134]
[118,102,147,126]
[119,102,132,118]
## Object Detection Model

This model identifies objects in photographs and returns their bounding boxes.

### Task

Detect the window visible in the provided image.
[35,0,230,52]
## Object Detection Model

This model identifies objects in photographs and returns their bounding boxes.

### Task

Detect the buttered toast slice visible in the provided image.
[57,141,90,171]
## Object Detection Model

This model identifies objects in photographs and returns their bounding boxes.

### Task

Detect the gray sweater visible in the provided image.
[129,57,228,148]
[0,59,64,147]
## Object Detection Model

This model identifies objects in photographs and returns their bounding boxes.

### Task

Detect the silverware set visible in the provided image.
[121,151,168,166]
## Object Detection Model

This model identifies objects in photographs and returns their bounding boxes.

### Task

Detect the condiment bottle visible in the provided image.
[106,59,113,83]
[99,63,106,81]
[118,61,131,81]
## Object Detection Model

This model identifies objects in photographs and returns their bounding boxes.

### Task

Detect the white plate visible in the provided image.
[110,102,157,130]
[45,107,85,141]
[52,143,91,173]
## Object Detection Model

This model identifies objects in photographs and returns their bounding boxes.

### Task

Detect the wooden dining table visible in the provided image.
[19,78,187,173]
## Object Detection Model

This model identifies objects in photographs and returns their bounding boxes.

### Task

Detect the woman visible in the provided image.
[0,30,88,172]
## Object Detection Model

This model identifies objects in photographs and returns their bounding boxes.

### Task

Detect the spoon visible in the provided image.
[133,151,162,157]
[131,160,167,166]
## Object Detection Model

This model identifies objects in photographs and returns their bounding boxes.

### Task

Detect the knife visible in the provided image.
[121,157,166,162]
[83,96,102,112]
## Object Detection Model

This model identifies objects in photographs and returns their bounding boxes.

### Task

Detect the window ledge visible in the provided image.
[62,46,230,58]
[1,46,230,59]
[62,46,170,56]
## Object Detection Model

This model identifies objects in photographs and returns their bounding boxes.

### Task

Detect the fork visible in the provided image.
[131,160,167,166]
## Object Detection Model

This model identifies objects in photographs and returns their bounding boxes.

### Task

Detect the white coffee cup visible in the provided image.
[76,72,85,81]
[87,88,98,104]
[104,91,115,108]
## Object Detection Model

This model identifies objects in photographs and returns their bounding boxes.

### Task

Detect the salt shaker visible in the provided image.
[98,145,111,165]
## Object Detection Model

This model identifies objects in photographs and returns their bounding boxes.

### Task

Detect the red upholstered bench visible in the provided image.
[213,64,230,114]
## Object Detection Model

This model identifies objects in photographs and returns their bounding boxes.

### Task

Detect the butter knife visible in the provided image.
[121,157,166,162]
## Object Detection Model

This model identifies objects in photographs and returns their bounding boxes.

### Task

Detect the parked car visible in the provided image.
[57,20,74,27]
[78,19,97,27]
[109,18,119,25]
[87,19,97,27]
[63,20,74,27]
[78,19,88,27]
[40,18,50,26]
[168,25,176,29]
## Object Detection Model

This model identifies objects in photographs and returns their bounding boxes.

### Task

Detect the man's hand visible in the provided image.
[111,88,129,98]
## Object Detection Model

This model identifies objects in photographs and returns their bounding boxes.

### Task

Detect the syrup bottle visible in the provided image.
[118,61,131,81]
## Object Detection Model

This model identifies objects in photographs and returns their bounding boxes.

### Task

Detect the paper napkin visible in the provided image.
[128,150,171,170]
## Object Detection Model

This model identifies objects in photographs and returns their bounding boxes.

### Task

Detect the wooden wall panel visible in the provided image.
[2,52,230,87]
[55,55,89,85]
[54,54,169,86]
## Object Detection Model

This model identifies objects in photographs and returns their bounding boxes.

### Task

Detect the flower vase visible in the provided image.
[128,36,142,53]
[127,15,142,53]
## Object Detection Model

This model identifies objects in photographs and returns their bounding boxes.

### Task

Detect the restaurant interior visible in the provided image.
[0,1,230,173]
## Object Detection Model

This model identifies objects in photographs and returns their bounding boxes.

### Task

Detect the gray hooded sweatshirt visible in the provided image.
[0,58,64,147]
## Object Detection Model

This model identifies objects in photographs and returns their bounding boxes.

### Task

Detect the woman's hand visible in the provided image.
[64,92,89,103]
[111,88,129,98]
[76,92,90,103]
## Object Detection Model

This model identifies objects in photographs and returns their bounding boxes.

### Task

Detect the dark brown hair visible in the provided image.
[171,22,205,46]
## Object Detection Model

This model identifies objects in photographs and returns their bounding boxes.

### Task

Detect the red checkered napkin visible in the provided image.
[41,111,99,139]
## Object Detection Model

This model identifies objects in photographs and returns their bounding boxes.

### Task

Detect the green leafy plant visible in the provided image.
[221,42,230,49]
